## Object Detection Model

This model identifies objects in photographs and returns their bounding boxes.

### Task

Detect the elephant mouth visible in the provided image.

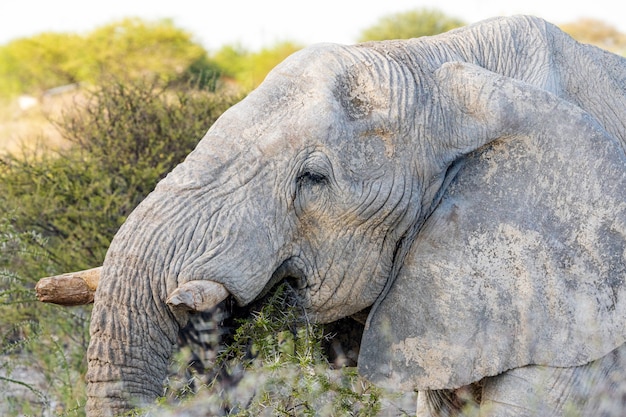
[178,257,366,382]
[257,257,310,306]
[164,257,310,315]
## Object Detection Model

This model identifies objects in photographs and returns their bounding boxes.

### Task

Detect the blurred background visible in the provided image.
[1,1,624,153]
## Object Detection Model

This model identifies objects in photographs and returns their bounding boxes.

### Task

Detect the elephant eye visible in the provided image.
[295,170,330,208]
[294,153,333,208]
[297,171,328,187]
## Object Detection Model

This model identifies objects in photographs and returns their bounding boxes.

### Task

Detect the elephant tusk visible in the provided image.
[166,280,230,312]
[35,267,101,306]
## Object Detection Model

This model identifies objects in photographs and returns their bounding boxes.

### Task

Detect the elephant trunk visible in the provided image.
[85,265,180,416]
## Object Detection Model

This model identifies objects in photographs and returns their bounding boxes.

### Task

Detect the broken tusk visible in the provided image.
[166,280,229,312]
[35,267,101,306]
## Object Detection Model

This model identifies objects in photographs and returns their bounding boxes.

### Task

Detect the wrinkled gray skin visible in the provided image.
[86,16,626,416]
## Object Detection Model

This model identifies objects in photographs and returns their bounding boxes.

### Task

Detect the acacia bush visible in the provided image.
[0,212,90,416]
[358,8,465,42]
[1,79,241,273]
[212,41,303,90]
[155,284,388,416]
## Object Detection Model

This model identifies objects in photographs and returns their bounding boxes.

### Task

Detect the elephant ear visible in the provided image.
[358,62,626,391]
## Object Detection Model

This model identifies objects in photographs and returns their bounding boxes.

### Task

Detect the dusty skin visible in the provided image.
[38,16,626,417]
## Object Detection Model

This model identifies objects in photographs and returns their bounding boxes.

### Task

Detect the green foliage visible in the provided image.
[175,54,222,91]
[159,285,383,416]
[0,214,89,416]
[0,18,219,97]
[358,8,465,42]
[1,79,241,272]
[86,18,218,89]
[213,41,302,90]
[0,32,85,96]
[0,16,303,98]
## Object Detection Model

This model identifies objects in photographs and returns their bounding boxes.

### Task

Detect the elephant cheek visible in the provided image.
[313,245,391,322]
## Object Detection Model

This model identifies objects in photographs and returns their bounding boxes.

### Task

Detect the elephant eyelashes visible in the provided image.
[297,171,328,187]
[294,170,330,209]
[296,152,334,193]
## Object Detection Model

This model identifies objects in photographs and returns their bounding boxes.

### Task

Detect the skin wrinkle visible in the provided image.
[272,158,298,227]
[294,153,332,210]
[379,174,411,229]
[365,47,416,148]
[347,170,399,226]
[160,214,205,288]
[310,215,393,316]
[344,238,387,306]
[289,52,420,320]
[369,172,416,238]
[191,212,226,266]
[483,399,532,412]
[301,195,360,311]
[380,50,403,122]
[313,230,352,310]
[351,180,380,218]
[482,362,619,416]
[181,214,205,258]
[165,137,264,200]
[179,168,285,290]
[96,253,180,343]
[364,176,397,221]
[87,309,172,407]
[299,257,321,304]
[91,299,174,355]
[304,193,350,304]
[287,148,312,201]
[555,46,626,147]
[108,192,211,298]
[289,253,315,302]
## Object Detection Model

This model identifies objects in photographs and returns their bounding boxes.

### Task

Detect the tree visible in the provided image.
[212,41,302,90]
[0,18,219,97]
[358,8,465,42]
[0,32,85,96]
[560,19,626,55]
[85,18,213,85]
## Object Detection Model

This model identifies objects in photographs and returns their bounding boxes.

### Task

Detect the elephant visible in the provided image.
[35,15,626,416]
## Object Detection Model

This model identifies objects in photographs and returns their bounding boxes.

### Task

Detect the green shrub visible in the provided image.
[1,79,242,273]
[212,41,302,90]
[159,284,384,416]
[0,213,88,416]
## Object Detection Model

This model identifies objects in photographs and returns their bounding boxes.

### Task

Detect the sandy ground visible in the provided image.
[0,89,81,156]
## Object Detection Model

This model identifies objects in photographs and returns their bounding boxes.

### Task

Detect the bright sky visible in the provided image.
[1,0,625,51]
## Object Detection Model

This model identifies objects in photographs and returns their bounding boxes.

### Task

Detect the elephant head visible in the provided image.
[82,42,469,415]
[35,16,626,416]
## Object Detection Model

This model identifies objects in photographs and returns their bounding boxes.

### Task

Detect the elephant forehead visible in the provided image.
[249,105,341,155]
[236,93,397,162]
